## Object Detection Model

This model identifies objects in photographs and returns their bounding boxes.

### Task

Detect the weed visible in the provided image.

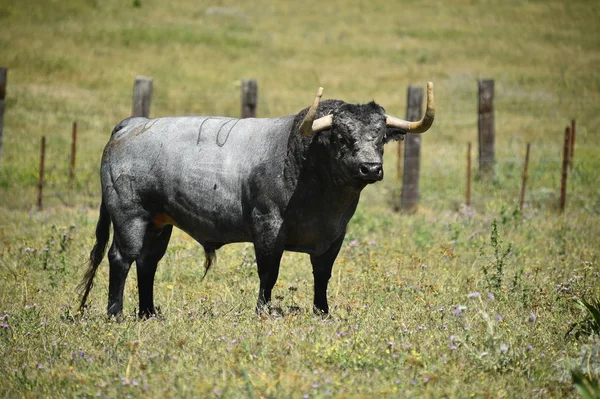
[481,219,512,292]
[572,369,600,399]
[568,298,600,339]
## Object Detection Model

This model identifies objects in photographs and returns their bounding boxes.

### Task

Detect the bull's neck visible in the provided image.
[284,131,363,217]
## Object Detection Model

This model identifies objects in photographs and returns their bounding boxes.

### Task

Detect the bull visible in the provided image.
[78,83,435,317]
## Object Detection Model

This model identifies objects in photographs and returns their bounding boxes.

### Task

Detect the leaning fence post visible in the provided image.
[0,67,6,159]
[466,142,472,207]
[132,76,153,117]
[241,79,258,118]
[478,79,495,179]
[37,136,46,211]
[70,121,77,182]
[519,143,531,211]
[560,126,570,213]
[400,85,423,212]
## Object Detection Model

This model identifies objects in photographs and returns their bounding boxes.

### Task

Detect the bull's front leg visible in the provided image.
[310,233,345,315]
[252,212,286,314]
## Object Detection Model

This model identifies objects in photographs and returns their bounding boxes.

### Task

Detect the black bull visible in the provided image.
[78,84,435,317]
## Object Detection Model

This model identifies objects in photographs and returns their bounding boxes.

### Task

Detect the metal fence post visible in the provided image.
[0,67,7,159]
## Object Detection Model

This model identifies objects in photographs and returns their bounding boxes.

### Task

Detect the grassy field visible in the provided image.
[1,0,599,397]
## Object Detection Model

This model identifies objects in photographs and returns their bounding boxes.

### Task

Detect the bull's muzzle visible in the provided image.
[358,162,383,182]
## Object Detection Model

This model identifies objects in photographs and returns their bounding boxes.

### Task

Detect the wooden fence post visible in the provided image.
[70,121,77,182]
[519,143,531,211]
[132,76,153,117]
[0,67,6,159]
[569,119,576,170]
[400,85,423,212]
[37,136,46,211]
[478,79,495,178]
[466,142,472,207]
[241,79,258,118]
[560,126,570,213]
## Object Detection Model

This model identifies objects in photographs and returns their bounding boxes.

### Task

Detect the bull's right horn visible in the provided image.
[385,82,435,134]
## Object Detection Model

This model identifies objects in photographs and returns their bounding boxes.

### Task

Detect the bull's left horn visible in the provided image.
[300,87,325,136]
[386,82,435,134]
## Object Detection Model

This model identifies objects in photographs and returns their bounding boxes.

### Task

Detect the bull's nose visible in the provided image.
[358,163,383,181]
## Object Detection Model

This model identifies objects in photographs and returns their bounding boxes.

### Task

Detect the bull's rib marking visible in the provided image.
[196,117,240,147]
[216,118,240,147]
[197,117,214,145]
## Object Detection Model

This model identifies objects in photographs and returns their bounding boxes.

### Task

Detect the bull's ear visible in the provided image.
[384,128,406,144]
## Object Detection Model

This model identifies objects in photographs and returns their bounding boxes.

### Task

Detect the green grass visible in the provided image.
[1,0,599,397]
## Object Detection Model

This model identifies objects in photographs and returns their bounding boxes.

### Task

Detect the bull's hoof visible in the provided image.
[138,306,162,320]
[313,305,330,318]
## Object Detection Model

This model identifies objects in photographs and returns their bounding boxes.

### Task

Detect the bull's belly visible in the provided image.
[154,210,342,256]
[162,199,251,244]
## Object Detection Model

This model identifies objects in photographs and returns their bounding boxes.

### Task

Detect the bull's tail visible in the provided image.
[78,200,111,313]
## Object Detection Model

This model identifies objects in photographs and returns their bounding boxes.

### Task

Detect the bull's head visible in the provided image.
[299,83,435,185]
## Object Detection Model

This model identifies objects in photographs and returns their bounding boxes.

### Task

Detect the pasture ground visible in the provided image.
[1,0,599,397]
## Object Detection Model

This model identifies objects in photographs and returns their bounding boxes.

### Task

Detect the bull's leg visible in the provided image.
[107,217,147,318]
[252,215,286,314]
[107,241,134,317]
[310,233,345,315]
[136,224,173,319]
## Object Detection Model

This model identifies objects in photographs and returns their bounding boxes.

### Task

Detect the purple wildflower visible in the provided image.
[467,292,480,298]
[528,313,537,323]
[454,305,467,316]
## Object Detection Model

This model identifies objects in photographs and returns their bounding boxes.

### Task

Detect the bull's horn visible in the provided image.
[385,82,435,134]
[300,87,325,136]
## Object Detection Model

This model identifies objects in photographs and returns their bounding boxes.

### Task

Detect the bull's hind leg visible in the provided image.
[136,224,173,319]
[107,217,147,317]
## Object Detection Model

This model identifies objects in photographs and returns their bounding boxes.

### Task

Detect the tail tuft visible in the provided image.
[78,200,111,313]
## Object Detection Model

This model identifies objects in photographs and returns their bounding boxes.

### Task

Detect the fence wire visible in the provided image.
[27,146,597,214]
